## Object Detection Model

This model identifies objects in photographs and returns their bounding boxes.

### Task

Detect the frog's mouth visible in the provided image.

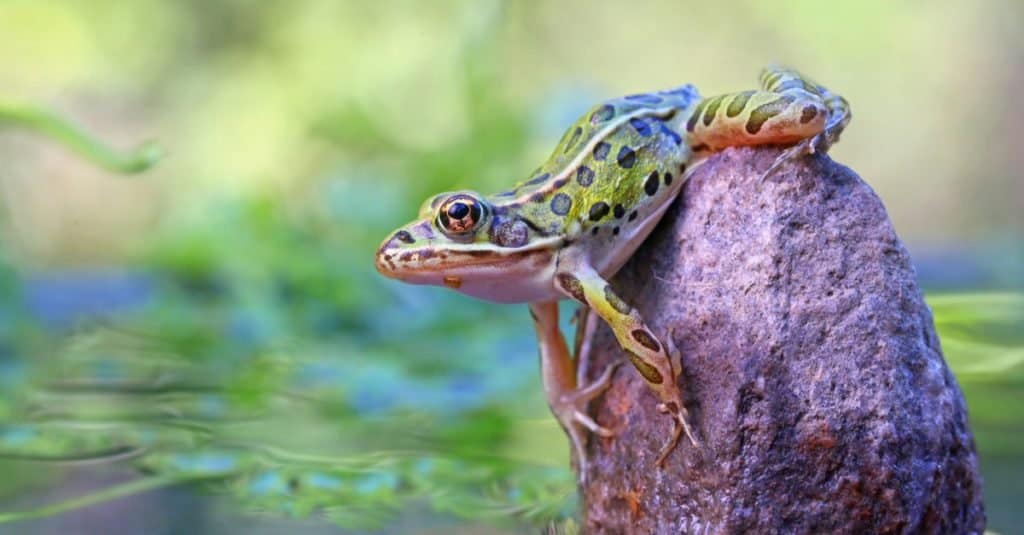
[376,243,556,281]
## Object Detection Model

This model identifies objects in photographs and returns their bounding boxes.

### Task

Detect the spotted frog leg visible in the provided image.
[554,255,699,467]
[686,65,851,180]
[529,301,622,479]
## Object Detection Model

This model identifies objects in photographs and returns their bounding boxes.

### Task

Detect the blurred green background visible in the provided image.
[0,1,1021,533]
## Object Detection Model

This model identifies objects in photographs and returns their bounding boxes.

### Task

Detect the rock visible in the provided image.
[579,147,985,534]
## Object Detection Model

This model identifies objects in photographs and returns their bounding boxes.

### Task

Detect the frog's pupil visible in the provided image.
[448,202,470,220]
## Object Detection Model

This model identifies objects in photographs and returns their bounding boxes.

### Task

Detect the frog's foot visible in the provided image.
[653,335,700,466]
[760,136,816,180]
[763,124,849,181]
[654,401,699,467]
[761,93,850,180]
[552,362,621,478]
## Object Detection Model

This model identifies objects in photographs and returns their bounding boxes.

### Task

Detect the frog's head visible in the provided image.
[376,190,559,303]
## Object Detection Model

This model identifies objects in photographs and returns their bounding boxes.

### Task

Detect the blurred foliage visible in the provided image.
[930,294,1024,457]
[0,240,1019,530]
[0,199,577,530]
[0,0,1021,533]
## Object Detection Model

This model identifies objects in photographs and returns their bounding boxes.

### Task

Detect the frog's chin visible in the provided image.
[384,256,560,304]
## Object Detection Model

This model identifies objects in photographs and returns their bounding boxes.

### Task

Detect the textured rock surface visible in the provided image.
[580,147,985,534]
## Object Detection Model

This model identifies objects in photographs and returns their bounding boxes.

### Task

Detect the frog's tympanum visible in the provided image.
[376,66,850,476]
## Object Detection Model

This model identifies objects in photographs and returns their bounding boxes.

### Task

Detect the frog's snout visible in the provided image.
[376,220,439,279]
[375,233,405,278]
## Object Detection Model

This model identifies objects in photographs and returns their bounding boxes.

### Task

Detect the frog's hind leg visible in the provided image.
[686,65,850,178]
[529,301,619,480]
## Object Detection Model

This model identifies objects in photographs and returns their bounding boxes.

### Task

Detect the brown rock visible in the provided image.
[580,147,985,534]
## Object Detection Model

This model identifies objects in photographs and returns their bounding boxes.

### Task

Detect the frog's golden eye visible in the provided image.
[437,194,486,236]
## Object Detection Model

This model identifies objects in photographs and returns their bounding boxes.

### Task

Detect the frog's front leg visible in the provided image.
[528,300,620,478]
[553,258,699,467]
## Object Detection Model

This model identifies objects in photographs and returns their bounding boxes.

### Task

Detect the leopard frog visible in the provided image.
[375,66,850,477]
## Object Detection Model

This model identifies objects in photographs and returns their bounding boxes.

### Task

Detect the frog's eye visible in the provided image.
[437,194,486,236]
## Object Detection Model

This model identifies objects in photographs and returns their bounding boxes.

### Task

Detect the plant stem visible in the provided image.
[0,102,163,175]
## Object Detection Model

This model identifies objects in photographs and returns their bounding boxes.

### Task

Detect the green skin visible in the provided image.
[376,66,850,478]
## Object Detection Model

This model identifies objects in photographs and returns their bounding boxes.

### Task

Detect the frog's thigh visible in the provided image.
[554,263,677,401]
[686,88,828,150]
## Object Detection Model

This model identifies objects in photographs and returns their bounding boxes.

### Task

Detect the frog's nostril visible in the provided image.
[392,230,416,245]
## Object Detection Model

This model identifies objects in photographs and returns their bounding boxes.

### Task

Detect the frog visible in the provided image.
[375,66,850,476]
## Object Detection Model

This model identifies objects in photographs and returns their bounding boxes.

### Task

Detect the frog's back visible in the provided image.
[487,84,701,241]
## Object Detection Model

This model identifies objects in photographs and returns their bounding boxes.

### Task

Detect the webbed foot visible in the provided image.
[552,362,621,479]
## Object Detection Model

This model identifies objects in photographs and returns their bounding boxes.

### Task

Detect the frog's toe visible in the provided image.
[761,138,816,181]
[552,381,616,440]
[565,361,621,405]
[654,418,684,467]
[564,422,590,480]
[562,407,612,482]
[573,410,615,438]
